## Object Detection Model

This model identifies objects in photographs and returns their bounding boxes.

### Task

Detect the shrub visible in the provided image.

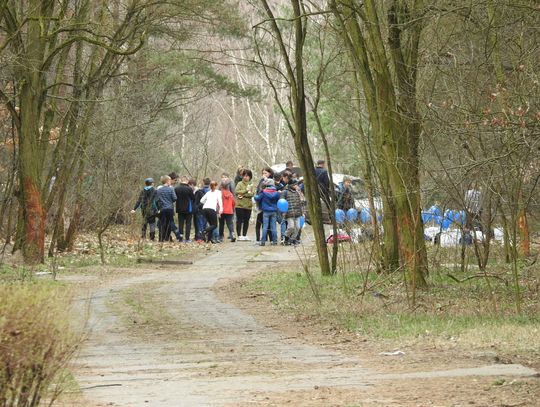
[0,283,82,406]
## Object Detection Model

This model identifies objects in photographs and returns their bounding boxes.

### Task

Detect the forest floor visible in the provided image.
[60,233,540,407]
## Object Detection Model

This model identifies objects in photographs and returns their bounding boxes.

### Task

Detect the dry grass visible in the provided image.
[242,240,540,357]
[0,283,83,407]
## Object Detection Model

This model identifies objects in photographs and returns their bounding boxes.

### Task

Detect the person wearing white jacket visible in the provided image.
[200,181,223,243]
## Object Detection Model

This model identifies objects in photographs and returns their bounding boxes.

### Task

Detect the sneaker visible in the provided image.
[271,242,278,246]
[243,236,251,241]
[258,242,266,246]
[185,239,193,243]
[231,237,236,242]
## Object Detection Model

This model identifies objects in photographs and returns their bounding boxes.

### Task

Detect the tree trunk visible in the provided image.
[313,111,338,274]
[18,80,45,264]
[291,0,331,275]
[258,0,331,275]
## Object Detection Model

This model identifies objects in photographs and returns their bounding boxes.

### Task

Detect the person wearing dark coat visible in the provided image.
[131,178,158,240]
[175,176,195,242]
[314,159,330,209]
[337,177,355,211]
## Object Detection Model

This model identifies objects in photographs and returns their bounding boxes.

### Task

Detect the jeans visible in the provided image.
[262,211,277,243]
[219,213,235,239]
[195,212,206,240]
[256,211,272,242]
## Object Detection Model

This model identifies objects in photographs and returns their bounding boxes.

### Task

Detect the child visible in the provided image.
[255,167,274,242]
[131,178,158,240]
[174,176,195,242]
[282,180,304,245]
[275,171,292,242]
[200,180,223,243]
[219,180,236,242]
[254,178,280,246]
[235,169,254,240]
[156,175,180,242]
[337,177,355,211]
[194,178,210,242]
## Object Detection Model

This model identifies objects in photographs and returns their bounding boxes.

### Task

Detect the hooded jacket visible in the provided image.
[221,188,236,215]
[254,186,280,212]
[134,186,157,218]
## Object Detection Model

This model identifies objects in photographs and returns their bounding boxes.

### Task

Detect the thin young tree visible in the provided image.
[255,0,332,275]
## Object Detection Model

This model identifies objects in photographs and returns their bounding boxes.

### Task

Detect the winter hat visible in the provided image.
[264,179,275,187]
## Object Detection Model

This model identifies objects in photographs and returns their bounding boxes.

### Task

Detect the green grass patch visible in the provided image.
[245,267,540,352]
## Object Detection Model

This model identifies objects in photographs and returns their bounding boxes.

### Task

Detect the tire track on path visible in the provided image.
[74,245,537,406]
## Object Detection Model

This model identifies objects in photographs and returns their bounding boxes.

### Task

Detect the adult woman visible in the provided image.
[235,169,254,240]
[200,181,223,243]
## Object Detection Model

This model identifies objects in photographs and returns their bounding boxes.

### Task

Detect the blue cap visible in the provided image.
[144,178,154,183]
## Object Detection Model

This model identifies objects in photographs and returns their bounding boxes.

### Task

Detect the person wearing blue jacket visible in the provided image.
[156,175,179,242]
[254,179,280,246]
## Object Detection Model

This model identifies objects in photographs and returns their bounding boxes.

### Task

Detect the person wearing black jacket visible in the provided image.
[193,178,211,241]
[174,176,195,242]
[315,159,330,209]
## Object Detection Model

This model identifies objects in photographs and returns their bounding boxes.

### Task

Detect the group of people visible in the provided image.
[132,161,313,246]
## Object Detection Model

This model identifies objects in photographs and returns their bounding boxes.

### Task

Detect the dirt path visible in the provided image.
[73,244,538,406]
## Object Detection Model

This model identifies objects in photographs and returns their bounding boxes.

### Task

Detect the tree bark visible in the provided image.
[291,0,331,275]
[16,0,50,263]
[258,0,331,275]
[329,0,428,288]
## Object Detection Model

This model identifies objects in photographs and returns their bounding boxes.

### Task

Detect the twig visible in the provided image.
[80,384,122,390]
[447,273,507,283]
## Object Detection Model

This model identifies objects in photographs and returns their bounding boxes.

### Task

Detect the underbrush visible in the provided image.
[0,226,204,278]
[0,282,83,406]
[51,226,203,270]
[245,243,540,354]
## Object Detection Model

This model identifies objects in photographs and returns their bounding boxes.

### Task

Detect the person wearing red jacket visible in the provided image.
[218,180,236,242]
